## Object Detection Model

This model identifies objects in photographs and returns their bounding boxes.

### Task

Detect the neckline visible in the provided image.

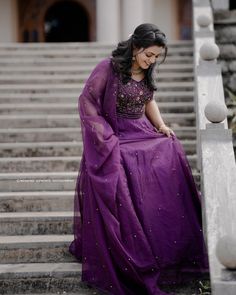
[130,77,145,83]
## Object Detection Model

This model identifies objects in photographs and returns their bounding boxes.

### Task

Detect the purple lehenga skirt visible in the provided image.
[69,113,209,295]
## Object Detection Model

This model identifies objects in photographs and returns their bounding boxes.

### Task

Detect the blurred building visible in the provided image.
[0,0,192,43]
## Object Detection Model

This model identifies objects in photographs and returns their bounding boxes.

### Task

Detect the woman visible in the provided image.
[69,23,209,295]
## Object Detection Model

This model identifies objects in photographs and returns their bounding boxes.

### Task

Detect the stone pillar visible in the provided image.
[96,0,120,42]
[211,0,229,10]
[0,0,18,42]
[121,0,144,40]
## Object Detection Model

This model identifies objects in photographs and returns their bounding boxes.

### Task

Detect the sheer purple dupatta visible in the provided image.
[69,58,121,259]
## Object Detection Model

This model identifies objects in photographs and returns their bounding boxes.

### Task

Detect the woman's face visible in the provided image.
[133,45,164,70]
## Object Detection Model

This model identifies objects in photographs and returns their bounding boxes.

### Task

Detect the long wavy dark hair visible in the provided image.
[111,23,168,91]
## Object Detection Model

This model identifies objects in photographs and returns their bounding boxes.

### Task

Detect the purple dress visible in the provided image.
[69,58,209,295]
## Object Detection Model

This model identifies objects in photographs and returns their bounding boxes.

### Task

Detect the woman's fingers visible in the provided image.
[159,125,175,137]
[166,130,171,137]
[165,128,175,137]
[170,129,175,136]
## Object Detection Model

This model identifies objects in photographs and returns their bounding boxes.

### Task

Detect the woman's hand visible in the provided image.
[158,124,175,137]
[145,100,175,138]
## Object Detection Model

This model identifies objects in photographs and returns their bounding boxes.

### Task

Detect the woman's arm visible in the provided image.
[145,99,175,137]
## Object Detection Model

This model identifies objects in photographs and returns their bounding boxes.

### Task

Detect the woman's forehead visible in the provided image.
[144,46,163,55]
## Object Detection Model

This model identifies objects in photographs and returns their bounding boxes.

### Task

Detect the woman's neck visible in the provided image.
[131,67,144,75]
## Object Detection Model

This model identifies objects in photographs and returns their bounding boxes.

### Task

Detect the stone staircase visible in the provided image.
[0,41,208,295]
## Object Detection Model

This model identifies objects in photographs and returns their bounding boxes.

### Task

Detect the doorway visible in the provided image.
[230,0,236,10]
[44,1,89,42]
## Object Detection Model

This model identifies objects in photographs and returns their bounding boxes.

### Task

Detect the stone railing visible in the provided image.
[193,0,236,294]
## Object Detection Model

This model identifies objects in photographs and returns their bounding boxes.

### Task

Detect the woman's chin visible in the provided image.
[142,63,150,69]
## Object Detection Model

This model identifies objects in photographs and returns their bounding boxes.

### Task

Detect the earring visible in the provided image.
[132,56,135,61]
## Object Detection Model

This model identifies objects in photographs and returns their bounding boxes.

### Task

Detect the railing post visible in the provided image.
[195,42,228,246]
[193,0,215,172]
[200,103,236,294]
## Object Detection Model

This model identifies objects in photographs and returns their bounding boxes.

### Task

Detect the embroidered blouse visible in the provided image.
[116,77,153,119]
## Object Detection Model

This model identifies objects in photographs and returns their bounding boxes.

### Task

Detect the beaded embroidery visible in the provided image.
[116,78,153,118]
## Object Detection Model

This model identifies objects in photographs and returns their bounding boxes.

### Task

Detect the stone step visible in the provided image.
[0,262,209,295]
[0,72,194,84]
[0,101,195,115]
[0,212,73,236]
[0,172,77,192]
[0,126,196,143]
[0,153,197,173]
[0,63,194,74]
[0,190,74,212]
[0,140,196,157]
[0,156,81,173]
[0,44,193,58]
[0,91,195,103]
[0,46,193,57]
[0,127,82,142]
[0,56,193,67]
[0,81,194,93]
[2,293,101,295]
[0,235,74,262]
[0,141,83,157]
[0,126,83,143]
[0,64,194,73]
[0,161,200,192]
[0,262,95,294]
[0,40,193,49]
[0,113,195,128]
[8,292,102,295]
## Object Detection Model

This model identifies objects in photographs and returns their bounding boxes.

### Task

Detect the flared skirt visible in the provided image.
[69,114,209,295]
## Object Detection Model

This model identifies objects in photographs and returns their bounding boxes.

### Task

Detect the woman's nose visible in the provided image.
[150,56,156,64]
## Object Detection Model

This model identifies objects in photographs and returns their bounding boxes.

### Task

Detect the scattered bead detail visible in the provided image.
[116,78,153,118]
